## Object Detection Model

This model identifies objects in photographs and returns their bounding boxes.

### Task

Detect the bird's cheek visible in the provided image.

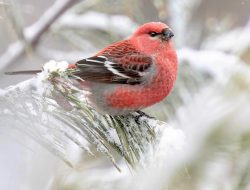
[140,38,161,54]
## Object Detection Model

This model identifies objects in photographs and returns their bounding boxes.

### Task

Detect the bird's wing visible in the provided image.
[72,42,153,85]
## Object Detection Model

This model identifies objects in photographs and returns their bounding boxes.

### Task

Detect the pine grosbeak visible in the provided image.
[6,22,178,115]
[71,22,177,115]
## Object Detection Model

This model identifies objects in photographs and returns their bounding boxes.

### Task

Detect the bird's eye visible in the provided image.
[149,32,158,37]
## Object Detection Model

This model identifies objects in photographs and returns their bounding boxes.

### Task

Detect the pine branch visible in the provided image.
[0,61,164,171]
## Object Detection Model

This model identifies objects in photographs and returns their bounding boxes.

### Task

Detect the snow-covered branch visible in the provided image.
[0,0,80,72]
[0,61,164,170]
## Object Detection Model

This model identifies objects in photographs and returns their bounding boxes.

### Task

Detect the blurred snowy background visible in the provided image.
[0,0,250,190]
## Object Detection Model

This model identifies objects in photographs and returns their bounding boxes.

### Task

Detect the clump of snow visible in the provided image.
[155,125,186,163]
[29,74,48,96]
[42,60,69,73]
[5,79,34,96]
[107,128,121,145]
[26,60,69,96]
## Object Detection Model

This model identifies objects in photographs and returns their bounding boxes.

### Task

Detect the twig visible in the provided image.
[0,0,80,72]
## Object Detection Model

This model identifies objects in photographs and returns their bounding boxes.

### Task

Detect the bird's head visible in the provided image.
[131,22,175,54]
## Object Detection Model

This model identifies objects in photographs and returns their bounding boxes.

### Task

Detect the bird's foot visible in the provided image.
[134,110,154,124]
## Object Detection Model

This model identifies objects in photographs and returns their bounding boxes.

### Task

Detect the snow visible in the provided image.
[156,126,186,160]
[178,48,244,83]
[107,128,121,145]
[25,60,71,97]
[0,89,6,96]
[4,79,34,96]
[0,0,77,72]
[42,60,69,73]
[57,11,138,37]
[0,41,24,72]
[203,26,250,55]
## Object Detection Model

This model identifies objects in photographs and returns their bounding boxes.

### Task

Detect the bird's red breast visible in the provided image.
[105,41,177,109]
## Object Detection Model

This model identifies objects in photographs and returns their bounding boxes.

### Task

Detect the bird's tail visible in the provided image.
[5,63,76,75]
[5,70,42,75]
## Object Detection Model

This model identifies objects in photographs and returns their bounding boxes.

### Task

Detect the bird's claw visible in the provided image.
[134,110,154,124]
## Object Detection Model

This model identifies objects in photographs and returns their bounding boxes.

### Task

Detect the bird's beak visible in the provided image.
[161,28,174,41]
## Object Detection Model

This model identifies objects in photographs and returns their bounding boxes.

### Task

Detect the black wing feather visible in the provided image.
[72,55,152,85]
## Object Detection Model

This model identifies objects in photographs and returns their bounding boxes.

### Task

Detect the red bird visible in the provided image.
[7,22,178,115]
[70,22,178,115]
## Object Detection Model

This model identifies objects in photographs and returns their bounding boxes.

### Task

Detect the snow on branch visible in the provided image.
[56,11,138,37]
[0,0,80,72]
[0,60,166,171]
